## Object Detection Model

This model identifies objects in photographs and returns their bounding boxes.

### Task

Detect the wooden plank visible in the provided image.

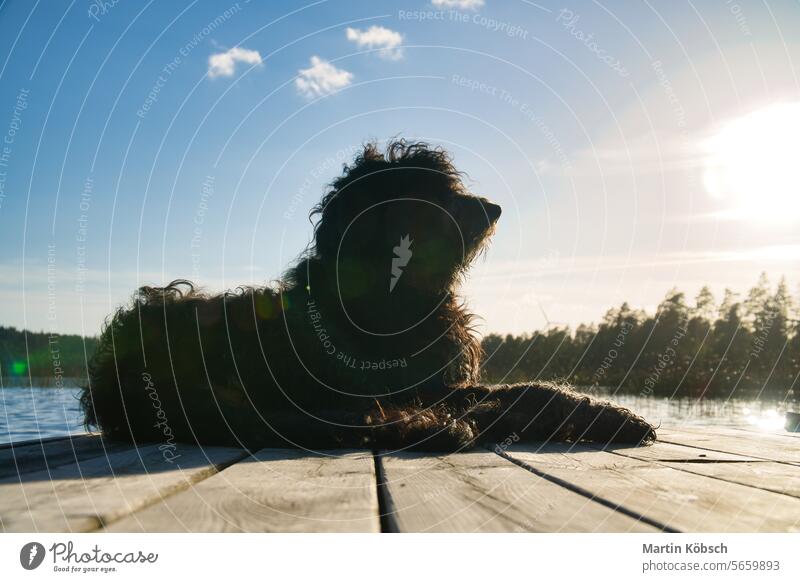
[658,426,800,466]
[725,426,800,439]
[0,444,245,532]
[505,443,800,532]
[661,423,800,439]
[105,449,379,533]
[0,434,133,478]
[596,441,761,462]
[603,442,800,499]
[649,460,800,499]
[0,434,81,450]
[378,450,658,532]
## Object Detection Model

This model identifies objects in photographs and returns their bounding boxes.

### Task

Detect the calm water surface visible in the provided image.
[0,386,795,444]
[1,387,84,444]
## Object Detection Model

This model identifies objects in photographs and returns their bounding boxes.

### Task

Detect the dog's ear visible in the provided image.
[314,192,382,261]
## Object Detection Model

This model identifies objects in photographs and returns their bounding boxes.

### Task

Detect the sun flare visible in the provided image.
[703,102,800,224]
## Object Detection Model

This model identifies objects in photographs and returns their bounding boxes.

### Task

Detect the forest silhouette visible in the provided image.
[480,273,798,401]
[1,273,797,401]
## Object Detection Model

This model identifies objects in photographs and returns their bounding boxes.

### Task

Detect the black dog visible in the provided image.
[81,141,656,451]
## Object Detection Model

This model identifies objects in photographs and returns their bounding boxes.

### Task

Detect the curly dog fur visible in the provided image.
[81,140,656,451]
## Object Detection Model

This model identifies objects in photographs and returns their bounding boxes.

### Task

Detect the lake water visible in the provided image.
[0,386,795,444]
[605,393,792,432]
[1,387,85,444]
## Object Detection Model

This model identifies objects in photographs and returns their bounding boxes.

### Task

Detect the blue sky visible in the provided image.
[1,0,799,336]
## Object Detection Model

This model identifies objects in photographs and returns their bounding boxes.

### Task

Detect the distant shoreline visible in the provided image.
[1,377,85,389]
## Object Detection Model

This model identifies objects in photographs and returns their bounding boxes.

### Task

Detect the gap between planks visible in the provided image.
[499,441,800,532]
[657,426,800,466]
[6,426,799,533]
[374,448,660,532]
[597,438,800,500]
[0,444,248,532]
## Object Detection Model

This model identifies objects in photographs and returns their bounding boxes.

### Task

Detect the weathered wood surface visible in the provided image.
[0,443,246,532]
[0,434,80,449]
[0,434,131,478]
[599,442,800,499]
[727,425,800,439]
[658,426,800,466]
[504,444,800,532]
[378,450,657,532]
[2,426,799,532]
[106,449,379,532]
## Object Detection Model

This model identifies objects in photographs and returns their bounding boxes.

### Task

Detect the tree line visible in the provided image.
[2,274,797,400]
[480,274,799,401]
[0,326,97,386]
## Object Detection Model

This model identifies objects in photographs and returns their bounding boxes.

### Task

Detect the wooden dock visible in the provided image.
[1,426,799,532]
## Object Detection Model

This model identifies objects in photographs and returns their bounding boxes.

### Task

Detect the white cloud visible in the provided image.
[207,47,262,78]
[346,25,404,60]
[295,56,353,98]
[432,0,485,9]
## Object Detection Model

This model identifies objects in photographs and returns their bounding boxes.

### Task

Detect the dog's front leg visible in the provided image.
[450,383,656,446]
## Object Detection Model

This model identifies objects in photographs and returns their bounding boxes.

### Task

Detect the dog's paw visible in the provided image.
[366,403,479,452]
[570,398,657,445]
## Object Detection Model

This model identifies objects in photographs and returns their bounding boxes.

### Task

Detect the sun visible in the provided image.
[702,102,800,224]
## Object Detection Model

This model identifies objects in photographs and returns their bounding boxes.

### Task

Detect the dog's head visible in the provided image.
[310,141,501,305]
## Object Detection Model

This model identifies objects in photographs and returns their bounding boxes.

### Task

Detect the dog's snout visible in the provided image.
[483,201,502,222]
